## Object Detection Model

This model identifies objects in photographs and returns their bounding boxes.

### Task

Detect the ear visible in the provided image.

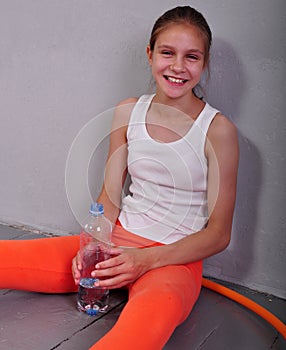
[146,45,153,65]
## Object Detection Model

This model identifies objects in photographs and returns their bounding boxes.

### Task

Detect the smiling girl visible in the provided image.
[75,6,239,349]
[1,6,239,350]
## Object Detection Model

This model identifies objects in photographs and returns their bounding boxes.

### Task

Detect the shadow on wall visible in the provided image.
[203,38,263,284]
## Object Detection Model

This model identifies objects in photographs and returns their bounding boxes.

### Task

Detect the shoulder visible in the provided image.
[206,112,239,157]
[208,112,238,142]
[116,97,139,107]
[111,97,139,131]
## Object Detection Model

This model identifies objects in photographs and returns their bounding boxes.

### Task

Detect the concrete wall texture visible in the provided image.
[0,1,285,298]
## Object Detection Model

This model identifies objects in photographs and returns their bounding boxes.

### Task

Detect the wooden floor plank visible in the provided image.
[0,225,285,349]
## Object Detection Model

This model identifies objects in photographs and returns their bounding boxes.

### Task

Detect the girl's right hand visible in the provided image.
[72,251,82,285]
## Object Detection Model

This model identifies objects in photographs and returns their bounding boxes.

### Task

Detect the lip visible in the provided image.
[163,75,189,85]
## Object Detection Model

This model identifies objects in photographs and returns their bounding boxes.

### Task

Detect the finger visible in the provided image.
[72,268,80,285]
[73,256,82,273]
[95,254,124,269]
[72,255,82,285]
[72,257,78,275]
[91,263,124,279]
[76,251,83,270]
[72,268,79,281]
[109,247,124,256]
[95,275,130,289]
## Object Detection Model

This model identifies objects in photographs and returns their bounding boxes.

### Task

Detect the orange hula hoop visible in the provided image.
[202,278,286,339]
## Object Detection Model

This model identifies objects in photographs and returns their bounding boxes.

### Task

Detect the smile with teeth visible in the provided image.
[164,75,188,84]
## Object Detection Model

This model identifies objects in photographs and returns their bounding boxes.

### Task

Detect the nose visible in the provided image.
[170,56,186,73]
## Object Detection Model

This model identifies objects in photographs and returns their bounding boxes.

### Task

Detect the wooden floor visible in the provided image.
[0,225,285,350]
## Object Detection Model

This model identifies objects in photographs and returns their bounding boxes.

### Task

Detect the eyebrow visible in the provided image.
[157,44,204,55]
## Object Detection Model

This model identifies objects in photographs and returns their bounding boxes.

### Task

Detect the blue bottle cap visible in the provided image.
[89,202,104,216]
[86,308,98,316]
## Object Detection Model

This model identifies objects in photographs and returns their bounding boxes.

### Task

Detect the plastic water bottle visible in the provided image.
[77,203,112,316]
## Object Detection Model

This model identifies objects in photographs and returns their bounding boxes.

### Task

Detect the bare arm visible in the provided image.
[146,114,239,267]
[72,97,137,284]
[93,114,239,288]
[96,98,138,224]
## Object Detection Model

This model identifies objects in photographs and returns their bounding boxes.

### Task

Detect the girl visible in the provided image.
[1,6,239,349]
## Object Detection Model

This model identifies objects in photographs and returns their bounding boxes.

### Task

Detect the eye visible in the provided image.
[186,54,199,60]
[161,50,173,56]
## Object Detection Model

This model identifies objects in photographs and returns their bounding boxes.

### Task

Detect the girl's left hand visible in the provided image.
[91,247,151,289]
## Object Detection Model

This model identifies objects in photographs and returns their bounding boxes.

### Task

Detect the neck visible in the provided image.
[152,91,203,118]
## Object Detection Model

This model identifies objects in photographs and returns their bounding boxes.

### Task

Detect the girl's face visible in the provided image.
[147,23,206,101]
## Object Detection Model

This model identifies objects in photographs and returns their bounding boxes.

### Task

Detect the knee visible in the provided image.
[130,265,201,321]
[132,279,186,313]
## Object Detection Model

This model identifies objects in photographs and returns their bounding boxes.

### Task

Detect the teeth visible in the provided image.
[167,76,185,84]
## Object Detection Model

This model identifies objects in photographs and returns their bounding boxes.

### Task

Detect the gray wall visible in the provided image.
[0,1,285,298]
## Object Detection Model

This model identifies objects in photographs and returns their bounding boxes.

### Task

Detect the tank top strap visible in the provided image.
[127,94,155,140]
[129,94,154,123]
[193,102,220,136]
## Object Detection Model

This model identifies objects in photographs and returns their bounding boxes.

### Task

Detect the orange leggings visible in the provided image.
[0,229,202,350]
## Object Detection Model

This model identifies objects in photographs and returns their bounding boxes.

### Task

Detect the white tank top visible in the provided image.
[118,94,219,244]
